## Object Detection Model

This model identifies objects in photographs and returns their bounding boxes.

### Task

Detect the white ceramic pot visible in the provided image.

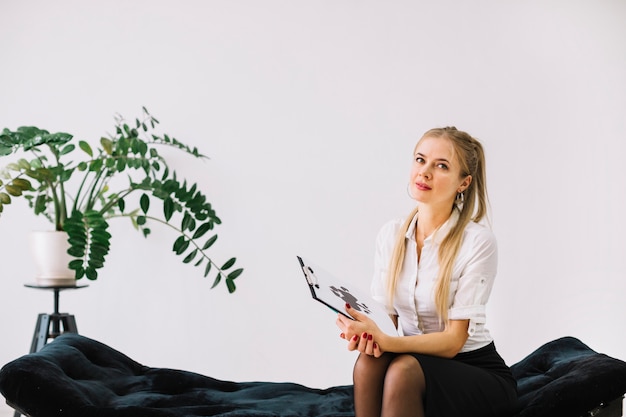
[29,231,76,286]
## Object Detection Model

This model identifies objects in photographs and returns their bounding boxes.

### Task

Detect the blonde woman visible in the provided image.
[336,127,518,417]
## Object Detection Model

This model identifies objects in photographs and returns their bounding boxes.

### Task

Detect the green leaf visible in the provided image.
[17,158,30,170]
[192,222,212,239]
[60,144,75,155]
[91,230,112,241]
[227,268,243,280]
[210,272,221,288]
[173,236,189,255]
[79,140,93,157]
[226,278,236,293]
[163,197,174,221]
[118,198,125,212]
[140,193,149,214]
[89,159,103,172]
[75,267,85,279]
[68,236,87,246]
[68,259,83,270]
[204,261,212,277]
[136,216,146,226]
[183,249,198,264]
[85,267,98,280]
[67,246,85,257]
[202,235,218,250]
[138,140,148,156]
[220,257,236,270]
[101,137,113,154]
[88,258,105,269]
[4,185,22,196]
[181,212,193,231]
[60,168,74,182]
[11,178,31,190]
[33,194,46,214]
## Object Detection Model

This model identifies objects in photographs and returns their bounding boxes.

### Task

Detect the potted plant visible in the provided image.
[0,107,242,291]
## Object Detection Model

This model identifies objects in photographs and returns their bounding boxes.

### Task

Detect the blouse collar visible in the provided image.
[405,206,461,245]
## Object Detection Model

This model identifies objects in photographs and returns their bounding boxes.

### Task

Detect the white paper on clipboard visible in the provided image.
[297,255,398,335]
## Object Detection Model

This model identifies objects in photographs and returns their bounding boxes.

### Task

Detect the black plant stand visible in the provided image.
[25,283,88,354]
[13,284,88,417]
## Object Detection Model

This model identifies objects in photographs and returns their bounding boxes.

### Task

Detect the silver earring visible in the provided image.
[455,191,464,209]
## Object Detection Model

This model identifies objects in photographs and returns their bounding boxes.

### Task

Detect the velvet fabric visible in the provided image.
[511,337,626,417]
[1,334,625,417]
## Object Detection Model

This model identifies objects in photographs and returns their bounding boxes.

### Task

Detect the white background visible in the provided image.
[1,1,625,414]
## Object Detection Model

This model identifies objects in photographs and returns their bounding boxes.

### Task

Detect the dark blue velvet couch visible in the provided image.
[1,334,625,417]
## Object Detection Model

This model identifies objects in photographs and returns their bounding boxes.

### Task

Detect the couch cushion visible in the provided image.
[1,334,625,417]
[511,336,626,417]
[0,334,353,417]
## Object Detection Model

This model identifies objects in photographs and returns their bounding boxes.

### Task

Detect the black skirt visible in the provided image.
[409,342,518,417]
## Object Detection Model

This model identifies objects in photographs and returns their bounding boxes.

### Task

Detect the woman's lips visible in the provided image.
[415,182,431,191]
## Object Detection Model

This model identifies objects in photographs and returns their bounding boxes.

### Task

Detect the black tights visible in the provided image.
[353,353,426,417]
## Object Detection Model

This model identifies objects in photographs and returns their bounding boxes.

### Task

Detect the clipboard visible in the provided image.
[297,255,397,335]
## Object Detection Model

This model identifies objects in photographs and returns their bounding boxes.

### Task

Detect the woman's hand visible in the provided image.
[336,303,385,357]
[346,331,384,357]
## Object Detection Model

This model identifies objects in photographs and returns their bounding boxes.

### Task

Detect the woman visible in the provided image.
[336,127,518,417]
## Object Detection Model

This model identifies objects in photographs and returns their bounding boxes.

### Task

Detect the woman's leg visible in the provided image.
[353,352,395,417]
[381,355,426,417]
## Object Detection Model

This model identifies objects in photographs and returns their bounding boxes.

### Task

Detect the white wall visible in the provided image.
[1,0,625,412]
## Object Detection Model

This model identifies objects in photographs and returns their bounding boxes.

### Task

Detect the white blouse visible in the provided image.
[371,209,498,353]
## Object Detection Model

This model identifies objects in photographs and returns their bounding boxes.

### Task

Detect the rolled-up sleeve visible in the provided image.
[448,228,498,337]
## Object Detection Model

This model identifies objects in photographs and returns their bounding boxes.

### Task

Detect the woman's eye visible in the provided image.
[437,163,448,170]
[415,157,425,163]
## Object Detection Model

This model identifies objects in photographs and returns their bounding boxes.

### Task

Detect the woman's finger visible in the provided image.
[357,332,368,352]
[345,303,364,322]
[365,333,374,356]
[347,334,359,351]
[373,342,383,358]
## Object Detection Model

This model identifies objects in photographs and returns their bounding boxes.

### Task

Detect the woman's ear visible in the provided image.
[458,175,472,193]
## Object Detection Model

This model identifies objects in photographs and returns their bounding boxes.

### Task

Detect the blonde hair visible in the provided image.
[386,127,489,324]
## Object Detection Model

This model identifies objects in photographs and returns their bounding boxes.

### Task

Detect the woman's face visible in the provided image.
[409,136,471,208]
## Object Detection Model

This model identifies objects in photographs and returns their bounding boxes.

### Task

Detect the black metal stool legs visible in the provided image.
[16,285,83,417]
[29,312,78,353]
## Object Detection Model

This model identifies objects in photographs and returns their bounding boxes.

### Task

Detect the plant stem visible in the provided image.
[85,169,106,211]
[108,212,222,272]
[98,187,135,214]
